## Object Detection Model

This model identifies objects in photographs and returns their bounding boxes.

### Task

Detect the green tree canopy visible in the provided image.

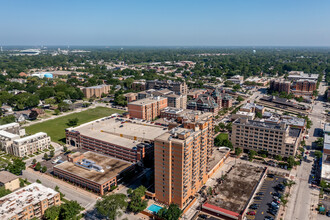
[127,186,147,213]
[158,204,182,220]
[95,193,128,220]
[7,158,26,175]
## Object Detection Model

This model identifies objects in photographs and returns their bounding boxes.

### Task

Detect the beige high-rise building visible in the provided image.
[229,118,302,157]
[154,112,213,208]
[167,94,187,109]
[82,84,111,98]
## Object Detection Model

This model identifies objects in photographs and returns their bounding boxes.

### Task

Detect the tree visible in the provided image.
[127,186,148,213]
[315,138,324,148]
[54,109,61,115]
[6,158,26,175]
[236,96,244,102]
[95,194,128,220]
[235,147,242,156]
[34,162,41,171]
[36,179,42,183]
[275,155,283,161]
[63,146,68,152]
[67,118,79,126]
[44,153,49,160]
[44,205,61,220]
[255,111,262,118]
[218,123,225,130]
[0,186,11,198]
[158,203,182,220]
[58,102,70,112]
[32,159,37,165]
[312,90,318,97]
[249,150,257,161]
[59,200,84,220]
[315,150,323,160]
[42,166,47,173]
[287,156,296,168]
[233,84,241,91]
[50,150,55,158]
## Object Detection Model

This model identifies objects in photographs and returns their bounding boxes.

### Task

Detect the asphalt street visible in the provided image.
[21,169,98,210]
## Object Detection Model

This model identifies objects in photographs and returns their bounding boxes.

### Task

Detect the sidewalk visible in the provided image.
[26,167,100,199]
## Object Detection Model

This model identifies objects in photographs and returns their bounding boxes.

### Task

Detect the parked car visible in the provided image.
[247,211,256,215]
[264,216,274,220]
[254,196,262,200]
[257,192,264,195]
[199,214,207,219]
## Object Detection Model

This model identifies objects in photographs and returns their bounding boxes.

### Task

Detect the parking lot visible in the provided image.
[246,175,286,220]
[39,148,85,174]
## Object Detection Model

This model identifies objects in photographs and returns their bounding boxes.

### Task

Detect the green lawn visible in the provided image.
[25,107,125,144]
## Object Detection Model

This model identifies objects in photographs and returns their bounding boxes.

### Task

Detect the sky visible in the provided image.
[1,0,330,46]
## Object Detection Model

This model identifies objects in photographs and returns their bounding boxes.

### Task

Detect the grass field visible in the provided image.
[25,107,125,144]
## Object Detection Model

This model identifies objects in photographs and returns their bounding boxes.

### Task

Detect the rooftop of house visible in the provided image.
[0,171,19,184]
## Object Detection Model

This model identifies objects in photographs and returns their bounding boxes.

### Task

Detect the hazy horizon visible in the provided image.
[1,0,330,47]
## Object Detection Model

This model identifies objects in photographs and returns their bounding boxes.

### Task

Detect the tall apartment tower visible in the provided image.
[154,113,213,208]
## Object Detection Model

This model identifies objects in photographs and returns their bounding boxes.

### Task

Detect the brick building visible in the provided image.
[154,112,214,208]
[82,85,111,98]
[270,79,291,94]
[0,183,60,220]
[53,151,133,195]
[128,97,168,121]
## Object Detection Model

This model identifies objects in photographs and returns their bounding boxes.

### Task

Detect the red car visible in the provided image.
[247,211,256,215]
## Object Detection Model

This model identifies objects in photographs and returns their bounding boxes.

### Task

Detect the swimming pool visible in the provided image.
[147,204,162,213]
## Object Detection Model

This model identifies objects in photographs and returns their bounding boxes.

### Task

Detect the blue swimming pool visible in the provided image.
[147,204,162,213]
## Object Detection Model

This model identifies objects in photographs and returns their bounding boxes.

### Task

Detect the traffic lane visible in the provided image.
[249,176,285,220]
[21,169,97,209]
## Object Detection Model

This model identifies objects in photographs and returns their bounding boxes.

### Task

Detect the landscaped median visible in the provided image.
[25,107,125,144]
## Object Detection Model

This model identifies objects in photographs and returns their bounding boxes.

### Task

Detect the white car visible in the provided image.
[56,156,62,160]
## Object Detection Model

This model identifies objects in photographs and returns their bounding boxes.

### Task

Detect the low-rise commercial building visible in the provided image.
[0,171,20,191]
[287,71,319,81]
[128,96,168,121]
[0,183,60,220]
[229,118,302,157]
[82,84,111,98]
[228,75,244,84]
[321,123,330,183]
[53,151,133,195]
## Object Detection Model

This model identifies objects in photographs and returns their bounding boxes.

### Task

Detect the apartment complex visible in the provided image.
[82,84,111,98]
[146,80,188,95]
[66,116,168,163]
[0,171,20,191]
[154,112,214,208]
[132,80,147,91]
[0,123,50,157]
[0,183,60,220]
[11,132,51,157]
[187,94,219,115]
[229,118,302,157]
[124,92,138,103]
[128,96,168,120]
[54,151,133,195]
[167,94,187,109]
[270,79,291,94]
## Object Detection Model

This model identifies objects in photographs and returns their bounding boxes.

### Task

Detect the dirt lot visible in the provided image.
[206,162,265,214]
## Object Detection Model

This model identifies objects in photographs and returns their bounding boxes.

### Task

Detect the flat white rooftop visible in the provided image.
[0,130,19,139]
[13,132,48,144]
[0,183,58,219]
[68,117,167,147]
[0,122,19,131]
